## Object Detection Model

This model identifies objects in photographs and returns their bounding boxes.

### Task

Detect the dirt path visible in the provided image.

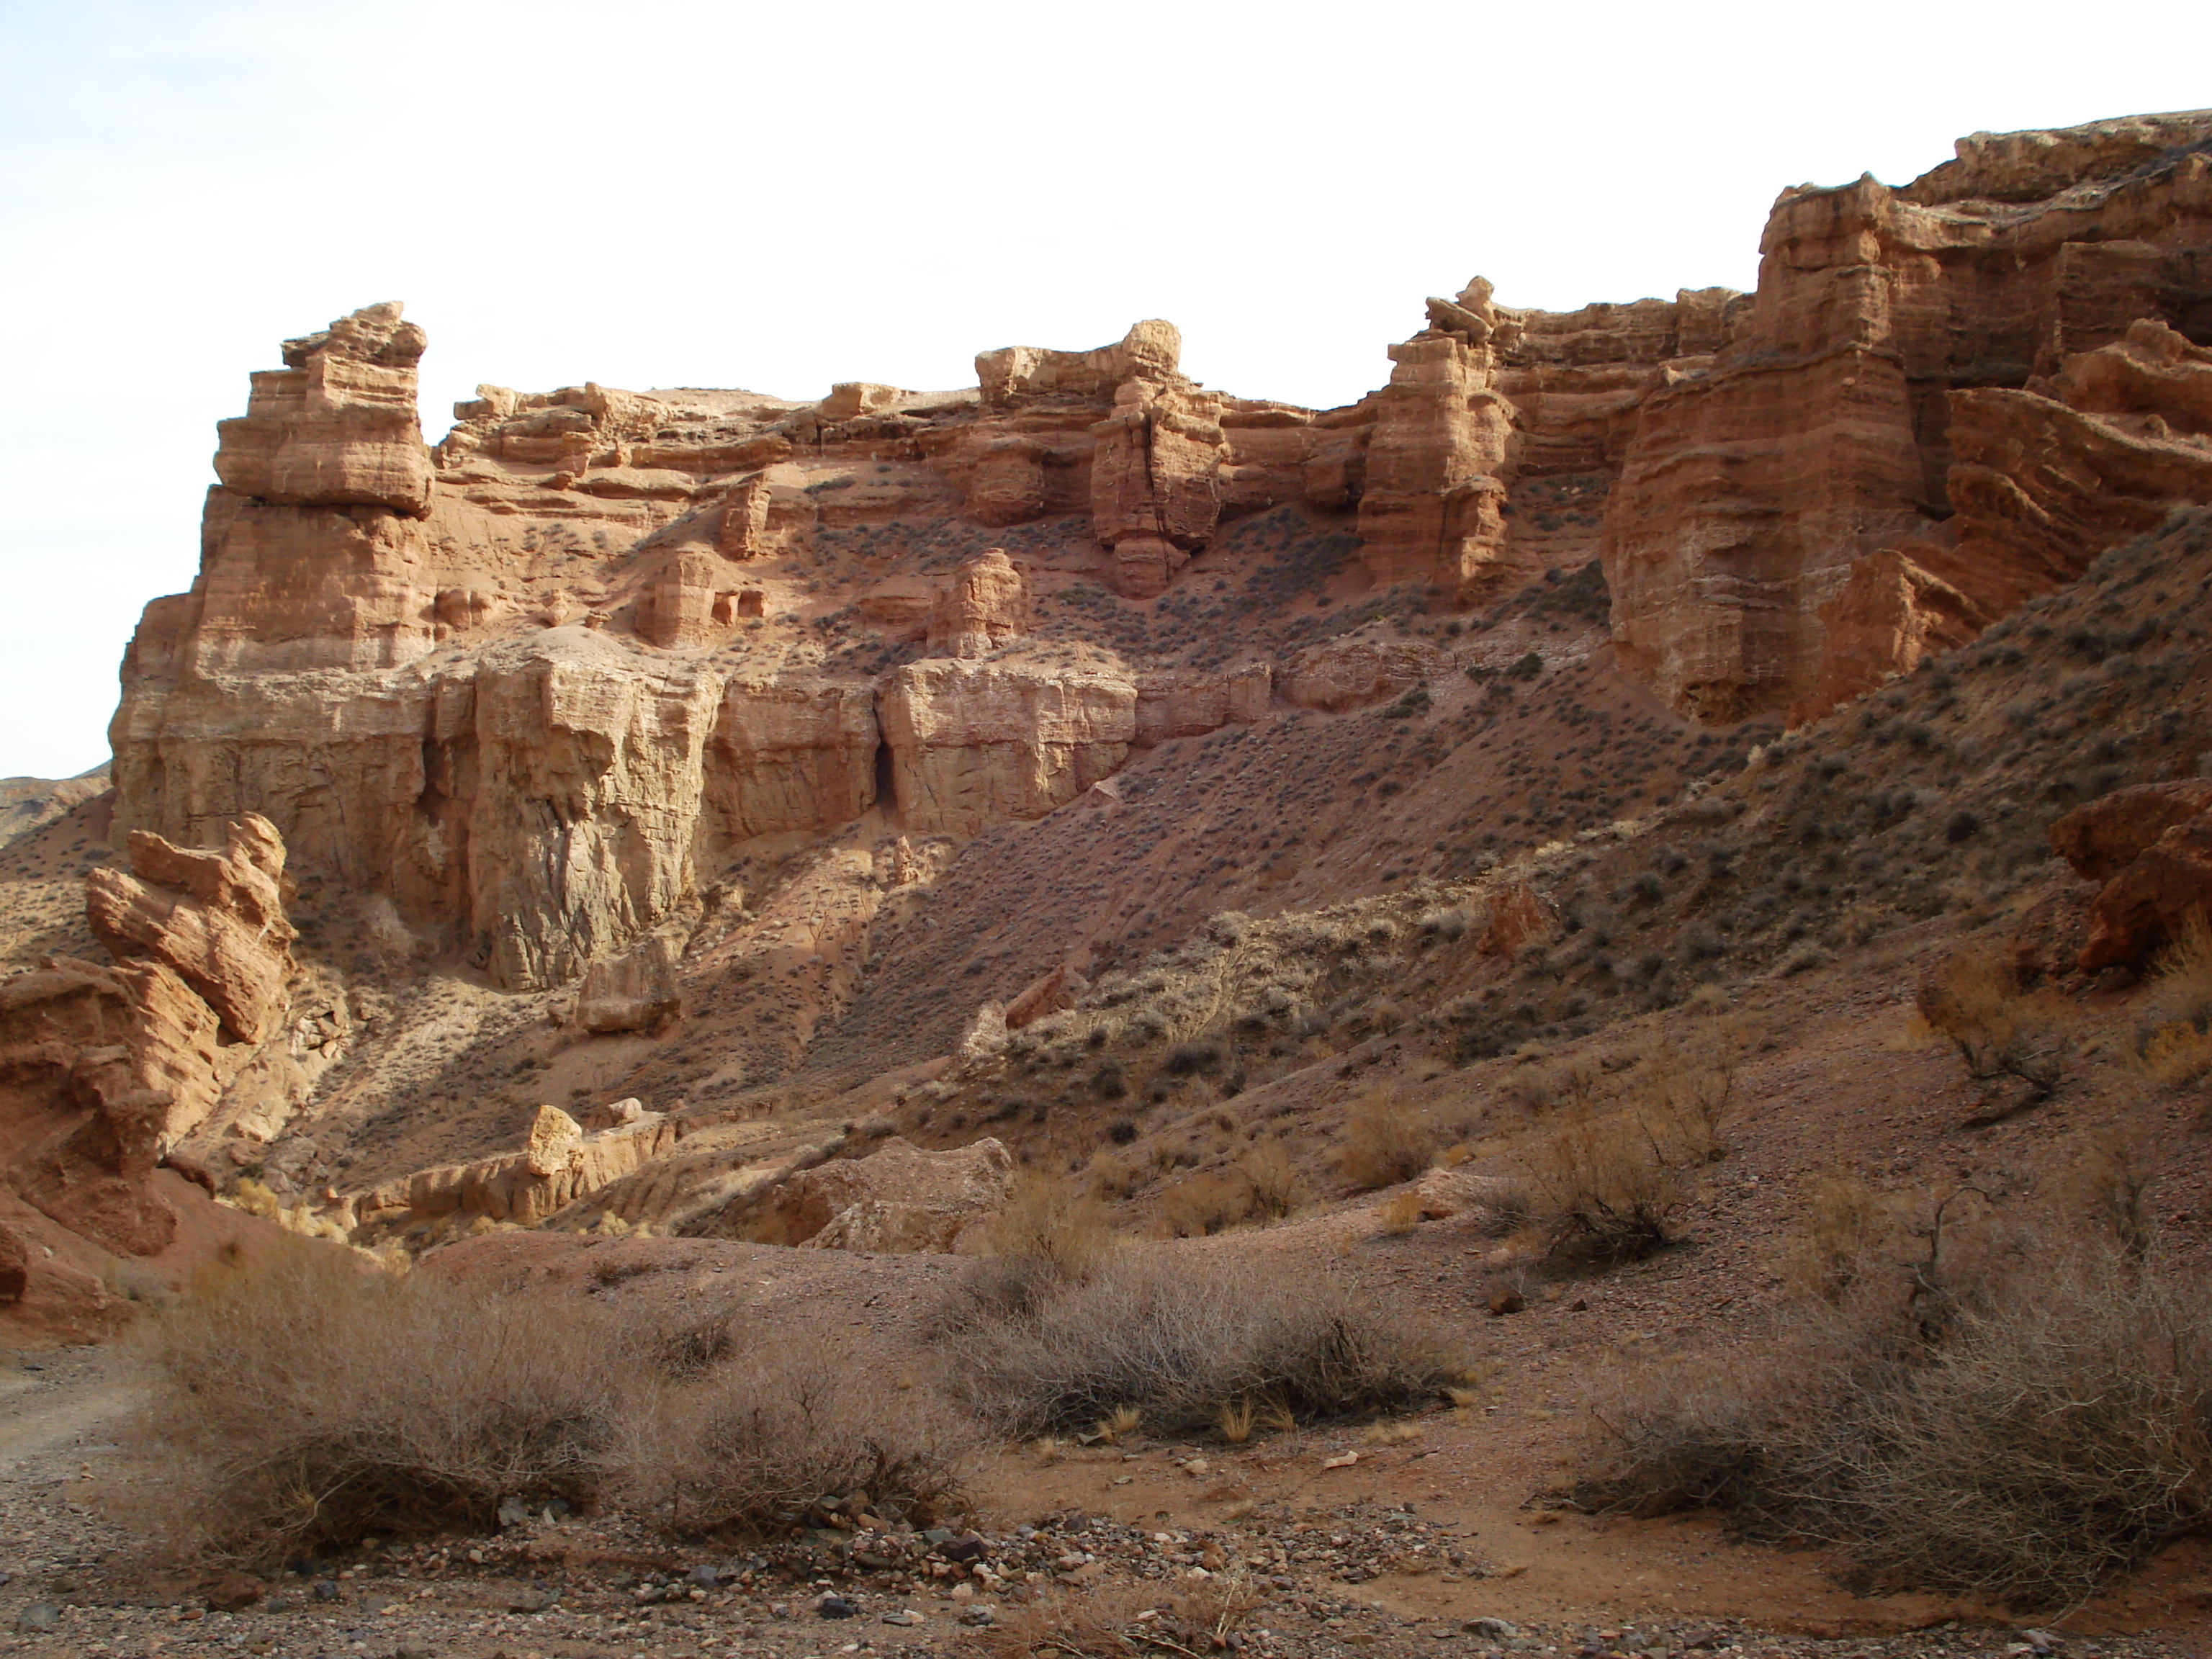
[0,1359,130,1469]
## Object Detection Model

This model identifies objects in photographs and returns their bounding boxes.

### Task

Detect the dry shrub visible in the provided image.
[614,1338,966,1534]
[984,1169,1115,1281]
[1158,1169,1255,1238]
[1917,951,2069,1100]
[117,1241,622,1565]
[2134,918,2212,1090]
[120,1240,969,1565]
[1337,1087,1436,1191]
[947,1253,1452,1440]
[1375,1190,1424,1236]
[1581,1184,2212,1609]
[1089,1149,1142,1200]
[937,1170,1118,1334]
[1526,1110,1692,1263]
[227,1178,351,1244]
[981,1572,1260,1659]
[1627,1027,1741,1161]
[1506,1056,1597,1116]
[1236,1140,1307,1220]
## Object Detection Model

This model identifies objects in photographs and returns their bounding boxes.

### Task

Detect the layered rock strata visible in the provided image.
[104,112,2212,1012]
[1601,112,2212,723]
[0,818,300,1326]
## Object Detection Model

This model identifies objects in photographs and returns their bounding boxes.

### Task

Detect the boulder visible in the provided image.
[524,1105,585,1178]
[2080,817,2212,972]
[575,935,684,1034]
[1480,884,1556,961]
[2051,781,2212,883]
[763,1136,1014,1251]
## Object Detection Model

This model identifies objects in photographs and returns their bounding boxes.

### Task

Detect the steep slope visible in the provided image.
[1,109,2208,1257]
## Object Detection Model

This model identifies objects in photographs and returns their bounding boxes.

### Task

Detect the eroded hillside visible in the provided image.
[1,109,2211,1331]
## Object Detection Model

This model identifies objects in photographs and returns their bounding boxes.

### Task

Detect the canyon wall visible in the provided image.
[103,110,2212,1004]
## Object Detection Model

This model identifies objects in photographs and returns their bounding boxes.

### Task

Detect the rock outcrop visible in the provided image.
[0,818,305,1330]
[926,549,1030,658]
[1089,381,1227,598]
[1356,283,1516,591]
[214,301,433,516]
[752,1135,1012,1252]
[2053,781,2212,970]
[97,112,2212,1038]
[1601,114,2212,724]
[353,1105,680,1231]
[979,320,1183,407]
[85,814,295,1044]
[879,661,1135,835]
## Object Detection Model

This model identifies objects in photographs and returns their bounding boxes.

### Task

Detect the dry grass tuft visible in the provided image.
[981,1572,1262,1659]
[946,1253,1452,1440]
[1375,1190,1425,1236]
[614,1339,966,1534]
[2134,918,2212,1092]
[1336,1087,1436,1191]
[985,1169,1116,1281]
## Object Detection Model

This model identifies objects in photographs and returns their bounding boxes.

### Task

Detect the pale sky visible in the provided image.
[1,0,2206,779]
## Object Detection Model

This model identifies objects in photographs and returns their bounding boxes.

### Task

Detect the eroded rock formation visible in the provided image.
[750,1134,1012,1252]
[99,110,2212,1030]
[1601,112,2212,724]
[2052,781,2212,970]
[0,818,303,1331]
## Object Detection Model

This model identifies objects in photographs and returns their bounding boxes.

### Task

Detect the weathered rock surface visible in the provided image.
[2079,817,2212,972]
[756,1135,1012,1251]
[0,819,306,1330]
[1282,639,1447,712]
[927,549,1030,658]
[880,660,1135,835]
[2053,781,2212,971]
[574,933,684,1034]
[716,463,811,559]
[1357,287,1514,592]
[355,1107,680,1230]
[97,111,2212,1062]
[214,301,433,516]
[2051,780,2212,884]
[1602,114,2212,724]
[84,814,295,1043]
[1090,381,1226,598]
[706,675,878,839]
[979,320,1182,407]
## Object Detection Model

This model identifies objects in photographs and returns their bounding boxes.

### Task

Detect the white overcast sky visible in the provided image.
[1,0,2205,779]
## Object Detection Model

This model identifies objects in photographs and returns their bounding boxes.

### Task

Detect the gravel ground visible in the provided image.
[1,1347,2205,1659]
